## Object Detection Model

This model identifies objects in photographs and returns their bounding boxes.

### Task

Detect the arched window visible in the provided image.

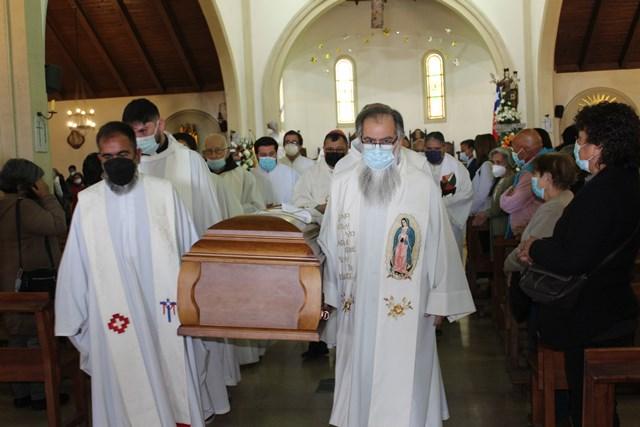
[423,52,446,121]
[335,57,356,125]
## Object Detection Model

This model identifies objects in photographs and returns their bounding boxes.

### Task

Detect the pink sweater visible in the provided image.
[499,171,543,232]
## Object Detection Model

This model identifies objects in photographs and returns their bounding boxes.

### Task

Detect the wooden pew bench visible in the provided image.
[582,348,640,427]
[0,292,88,426]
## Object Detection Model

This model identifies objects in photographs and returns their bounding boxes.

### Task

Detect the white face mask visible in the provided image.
[284,143,300,156]
[492,164,507,178]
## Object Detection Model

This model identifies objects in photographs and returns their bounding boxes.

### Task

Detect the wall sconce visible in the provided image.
[37,100,57,120]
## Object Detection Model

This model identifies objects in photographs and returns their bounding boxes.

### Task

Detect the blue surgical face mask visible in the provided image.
[511,149,525,168]
[362,144,395,170]
[574,143,591,173]
[136,121,160,155]
[207,158,226,172]
[259,156,277,172]
[459,152,469,163]
[531,176,545,199]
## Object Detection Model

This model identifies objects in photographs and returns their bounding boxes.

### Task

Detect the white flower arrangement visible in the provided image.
[229,135,256,170]
[495,95,522,124]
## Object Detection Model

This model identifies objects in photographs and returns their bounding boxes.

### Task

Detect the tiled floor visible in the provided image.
[2,313,639,426]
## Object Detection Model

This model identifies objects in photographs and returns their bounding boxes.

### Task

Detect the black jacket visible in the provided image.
[530,165,640,349]
[466,158,479,181]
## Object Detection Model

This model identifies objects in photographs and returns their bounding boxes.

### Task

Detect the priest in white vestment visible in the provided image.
[203,133,265,214]
[55,122,205,427]
[423,132,473,255]
[293,129,349,222]
[319,105,475,427]
[278,130,315,175]
[252,136,300,206]
[122,99,235,417]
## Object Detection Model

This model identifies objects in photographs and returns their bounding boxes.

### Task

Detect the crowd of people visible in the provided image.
[0,98,638,427]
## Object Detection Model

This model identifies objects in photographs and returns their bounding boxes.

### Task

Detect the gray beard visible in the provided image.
[358,161,401,206]
[104,172,139,195]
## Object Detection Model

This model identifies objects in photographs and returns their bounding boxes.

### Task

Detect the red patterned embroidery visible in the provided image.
[176,424,190,427]
[107,313,130,334]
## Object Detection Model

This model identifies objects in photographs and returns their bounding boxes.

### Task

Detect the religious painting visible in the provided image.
[440,173,457,196]
[386,214,422,280]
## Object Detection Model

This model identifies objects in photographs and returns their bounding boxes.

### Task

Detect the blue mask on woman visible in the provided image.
[362,145,395,170]
[259,157,277,173]
[573,143,591,173]
[531,176,545,199]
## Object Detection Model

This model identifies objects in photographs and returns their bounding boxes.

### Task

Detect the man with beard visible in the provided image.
[319,104,475,427]
[123,99,236,418]
[424,132,473,255]
[55,122,205,427]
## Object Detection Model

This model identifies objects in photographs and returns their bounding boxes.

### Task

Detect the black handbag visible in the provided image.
[519,221,640,309]
[14,198,57,297]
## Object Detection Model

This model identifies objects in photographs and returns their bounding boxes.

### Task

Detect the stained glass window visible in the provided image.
[335,57,356,125]
[424,52,446,121]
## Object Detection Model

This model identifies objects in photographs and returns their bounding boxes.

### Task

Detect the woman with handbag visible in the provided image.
[0,158,67,410]
[519,102,640,427]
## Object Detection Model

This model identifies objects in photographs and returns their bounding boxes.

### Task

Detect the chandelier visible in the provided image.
[66,107,96,130]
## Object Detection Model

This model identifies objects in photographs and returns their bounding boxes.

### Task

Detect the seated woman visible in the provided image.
[519,102,640,427]
[504,153,576,273]
[471,147,516,239]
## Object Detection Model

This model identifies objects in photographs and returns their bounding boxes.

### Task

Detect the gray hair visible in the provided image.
[355,103,405,142]
[358,161,401,205]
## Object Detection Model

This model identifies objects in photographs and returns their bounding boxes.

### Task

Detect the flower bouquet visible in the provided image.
[229,134,256,170]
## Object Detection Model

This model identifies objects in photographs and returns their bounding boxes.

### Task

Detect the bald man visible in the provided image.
[499,129,553,236]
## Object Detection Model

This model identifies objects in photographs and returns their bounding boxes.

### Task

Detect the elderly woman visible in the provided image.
[519,102,640,427]
[0,158,66,409]
[504,153,575,273]
[471,146,516,238]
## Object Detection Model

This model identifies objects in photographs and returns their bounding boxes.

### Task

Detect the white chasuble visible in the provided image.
[319,152,475,427]
[426,153,472,255]
[139,134,222,236]
[55,175,204,427]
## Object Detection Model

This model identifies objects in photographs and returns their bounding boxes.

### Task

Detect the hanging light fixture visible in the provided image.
[66,6,96,135]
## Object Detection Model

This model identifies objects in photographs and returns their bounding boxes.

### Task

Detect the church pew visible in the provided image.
[582,348,640,427]
[0,292,88,427]
[529,344,568,427]
[530,281,640,427]
[490,236,519,333]
[465,218,493,297]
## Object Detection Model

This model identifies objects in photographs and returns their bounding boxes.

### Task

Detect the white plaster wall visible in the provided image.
[48,91,225,172]
[282,0,497,156]
[554,69,640,109]
[554,69,640,132]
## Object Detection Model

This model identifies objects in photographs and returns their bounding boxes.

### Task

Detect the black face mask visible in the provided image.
[103,158,137,186]
[325,152,346,168]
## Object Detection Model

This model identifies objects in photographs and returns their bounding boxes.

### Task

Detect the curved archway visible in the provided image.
[262,0,513,124]
[559,87,638,132]
[198,0,241,134]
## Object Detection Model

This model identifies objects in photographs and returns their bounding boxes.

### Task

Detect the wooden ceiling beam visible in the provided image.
[68,0,130,96]
[578,0,603,71]
[113,0,164,92]
[620,2,640,68]
[156,0,201,90]
[46,20,96,98]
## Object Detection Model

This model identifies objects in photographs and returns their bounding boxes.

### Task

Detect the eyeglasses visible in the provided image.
[361,136,398,147]
[203,147,228,155]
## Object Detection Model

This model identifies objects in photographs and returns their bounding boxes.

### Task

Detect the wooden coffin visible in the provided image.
[177,213,323,341]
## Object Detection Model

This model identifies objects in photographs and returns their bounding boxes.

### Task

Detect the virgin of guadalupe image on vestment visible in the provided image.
[386,214,422,280]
